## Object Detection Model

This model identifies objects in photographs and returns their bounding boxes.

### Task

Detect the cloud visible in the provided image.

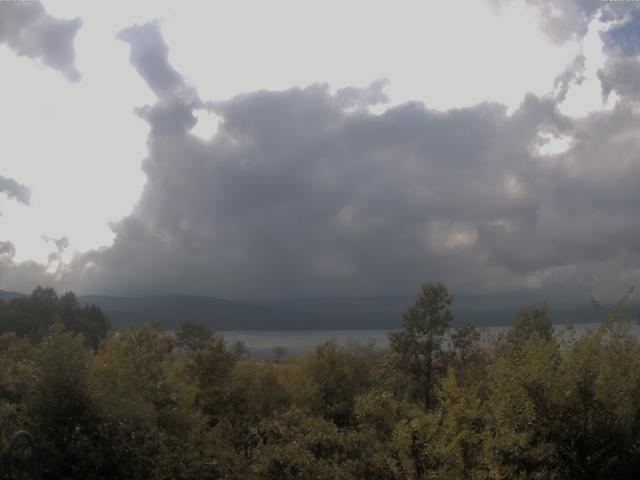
[0,0,81,81]
[597,12,640,101]
[599,56,640,100]
[3,20,640,301]
[117,22,196,103]
[601,9,640,57]
[335,79,389,110]
[553,53,586,102]
[489,0,640,44]
[57,24,638,299]
[0,241,16,258]
[527,0,602,43]
[0,255,53,294]
[0,175,31,206]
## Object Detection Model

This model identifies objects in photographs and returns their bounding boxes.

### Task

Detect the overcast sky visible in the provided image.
[1,0,640,300]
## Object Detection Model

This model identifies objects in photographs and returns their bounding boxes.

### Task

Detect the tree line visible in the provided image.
[0,287,109,348]
[0,283,639,479]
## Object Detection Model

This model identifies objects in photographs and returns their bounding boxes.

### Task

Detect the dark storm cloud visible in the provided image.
[0,0,81,81]
[0,175,31,206]
[4,19,640,300]
[27,21,632,300]
[599,57,640,100]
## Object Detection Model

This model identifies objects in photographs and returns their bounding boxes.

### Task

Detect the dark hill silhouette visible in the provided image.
[3,289,637,330]
[0,289,27,302]
[75,293,636,330]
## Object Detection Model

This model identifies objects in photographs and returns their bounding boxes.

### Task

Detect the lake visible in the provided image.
[219,322,640,357]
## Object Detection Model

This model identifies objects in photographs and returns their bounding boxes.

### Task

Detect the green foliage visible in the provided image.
[1,282,639,479]
[21,324,101,478]
[271,345,287,364]
[251,409,353,480]
[176,319,214,351]
[0,323,238,479]
[449,322,482,363]
[296,339,374,427]
[0,287,109,347]
[389,281,453,409]
[354,390,428,479]
[423,370,486,479]
[502,305,554,352]
[183,331,237,421]
[481,314,640,479]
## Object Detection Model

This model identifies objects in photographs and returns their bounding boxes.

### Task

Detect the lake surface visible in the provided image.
[219,322,640,357]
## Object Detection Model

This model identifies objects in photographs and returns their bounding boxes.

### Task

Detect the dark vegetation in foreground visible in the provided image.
[1,284,639,479]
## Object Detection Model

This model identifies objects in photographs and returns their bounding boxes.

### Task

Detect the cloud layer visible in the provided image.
[0,0,81,80]
[3,4,640,301]
[491,0,638,44]
[10,21,619,299]
[0,175,31,206]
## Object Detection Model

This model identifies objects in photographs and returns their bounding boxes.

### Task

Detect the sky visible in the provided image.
[1,0,640,301]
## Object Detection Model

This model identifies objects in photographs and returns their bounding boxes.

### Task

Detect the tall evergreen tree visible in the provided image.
[389,281,452,409]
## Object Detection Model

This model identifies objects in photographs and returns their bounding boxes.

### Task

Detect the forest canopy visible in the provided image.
[0,287,109,347]
[0,283,639,479]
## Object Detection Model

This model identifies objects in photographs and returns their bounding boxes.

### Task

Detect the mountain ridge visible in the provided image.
[3,289,637,330]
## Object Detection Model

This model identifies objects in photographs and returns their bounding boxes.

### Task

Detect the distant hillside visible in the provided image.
[78,294,282,330]
[0,289,27,302]
[78,294,412,330]
[77,292,638,331]
[4,288,636,330]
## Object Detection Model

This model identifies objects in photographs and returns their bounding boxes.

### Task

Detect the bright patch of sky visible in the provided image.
[557,17,618,118]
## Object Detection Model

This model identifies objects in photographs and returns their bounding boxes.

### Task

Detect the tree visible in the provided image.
[0,287,109,347]
[298,340,374,427]
[449,322,481,363]
[389,281,452,409]
[26,324,101,479]
[184,334,237,421]
[272,346,288,364]
[232,339,249,359]
[176,320,213,351]
[502,305,553,352]
[251,409,351,480]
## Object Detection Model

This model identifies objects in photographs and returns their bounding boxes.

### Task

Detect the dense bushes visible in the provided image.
[0,285,639,479]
